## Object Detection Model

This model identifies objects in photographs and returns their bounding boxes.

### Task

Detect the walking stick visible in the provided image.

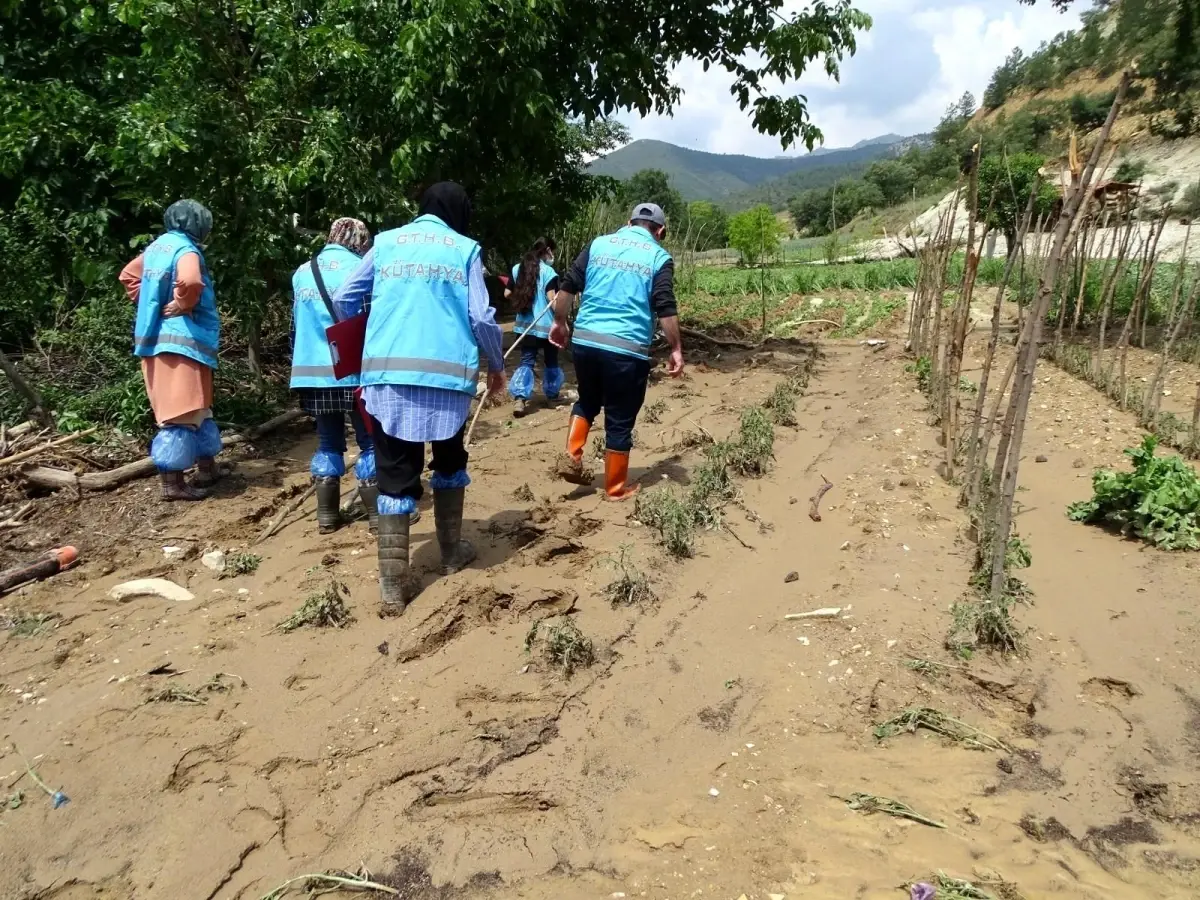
[465,298,560,448]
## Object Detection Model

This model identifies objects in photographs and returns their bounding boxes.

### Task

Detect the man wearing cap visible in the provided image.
[548,202,685,499]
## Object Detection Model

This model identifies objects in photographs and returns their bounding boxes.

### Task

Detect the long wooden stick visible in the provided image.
[0,427,98,468]
[465,299,560,448]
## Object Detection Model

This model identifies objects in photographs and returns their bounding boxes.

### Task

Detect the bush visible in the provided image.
[1068,92,1115,131]
[1113,158,1147,183]
[1179,180,1200,221]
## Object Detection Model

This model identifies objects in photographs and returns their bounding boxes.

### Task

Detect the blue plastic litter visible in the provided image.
[51,791,70,809]
[150,426,197,472]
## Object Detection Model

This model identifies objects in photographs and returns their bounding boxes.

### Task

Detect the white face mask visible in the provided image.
[545,253,555,265]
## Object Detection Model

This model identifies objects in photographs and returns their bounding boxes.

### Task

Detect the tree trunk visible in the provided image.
[0,347,53,427]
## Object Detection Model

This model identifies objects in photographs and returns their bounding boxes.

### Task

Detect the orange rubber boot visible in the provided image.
[557,415,593,485]
[604,449,640,501]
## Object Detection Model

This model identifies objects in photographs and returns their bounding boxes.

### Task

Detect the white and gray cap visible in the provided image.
[629,201,667,227]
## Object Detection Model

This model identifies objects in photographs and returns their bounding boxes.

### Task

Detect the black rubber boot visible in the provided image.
[433,488,476,575]
[160,471,208,501]
[377,513,412,616]
[315,476,342,534]
[359,480,380,534]
[192,457,223,488]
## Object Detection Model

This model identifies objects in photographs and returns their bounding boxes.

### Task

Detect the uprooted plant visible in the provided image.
[643,398,669,424]
[874,706,1009,752]
[525,617,596,677]
[763,373,805,426]
[222,551,262,578]
[276,579,353,632]
[1068,435,1200,550]
[603,544,657,608]
[146,672,245,705]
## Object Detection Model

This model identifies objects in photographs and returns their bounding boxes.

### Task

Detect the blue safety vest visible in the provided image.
[289,244,363,389]
[572,225,671,361]
[513,260,557,339]
[360,214,480,394]
[133,231,220,368]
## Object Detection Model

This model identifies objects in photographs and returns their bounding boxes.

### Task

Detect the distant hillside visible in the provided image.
[588,136,909,206]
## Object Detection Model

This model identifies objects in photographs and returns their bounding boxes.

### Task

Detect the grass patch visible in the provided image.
[2,611,58,637]
[603,545,657,608]
[524,618,595,677]
[634,487,696,558]
[874,706,1008,752]
[728,406,774,477]
[643,399,669,424]
[917,872,1025,900]
[841,792,946,828]
[147,672,243,705]
[222,552,262,578]
[763,375,804,426]
[277,580,353,632]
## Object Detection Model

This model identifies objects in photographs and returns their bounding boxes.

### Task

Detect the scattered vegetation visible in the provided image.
[147,673,243,705]
[1068,436,1200,550]
[276,580,353,632]
[524,618,595,678]
[874,707,1009,752]
[513,483,535,502]
[841,792,946,829]
[603,545,657,608]
[918,872,1026,900]
[1,611,58,638]
[727,407,775,477]
[634,487,697,558]
[763,374,804,426]
[222,552,262,578]
[643,398,669,424]
[948,597,1026,658]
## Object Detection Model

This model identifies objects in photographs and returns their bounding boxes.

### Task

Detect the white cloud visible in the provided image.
[620,0,1081,157]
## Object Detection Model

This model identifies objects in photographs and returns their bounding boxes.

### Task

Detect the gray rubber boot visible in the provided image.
[160,471,208,501]
[192,457,223,488]
[433,488,476,575]
[377,513,412,616]
[315,476,342,534]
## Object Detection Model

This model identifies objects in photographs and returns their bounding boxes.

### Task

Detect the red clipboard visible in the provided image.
[326,311,368,380]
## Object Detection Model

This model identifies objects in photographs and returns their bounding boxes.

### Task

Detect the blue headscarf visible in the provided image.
[164,200,213,243]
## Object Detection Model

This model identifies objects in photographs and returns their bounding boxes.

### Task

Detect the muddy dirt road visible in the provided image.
[2,329,1199,900]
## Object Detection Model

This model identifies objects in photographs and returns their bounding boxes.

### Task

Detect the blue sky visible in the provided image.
[621,0,1084,156]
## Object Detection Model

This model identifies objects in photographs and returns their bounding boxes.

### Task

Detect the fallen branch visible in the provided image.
[0,427,98,469]
[258,872,399,900]
[19,410,305,493]
[679,326,761,349]
[808,475,833,522]
[257,482,317,544]
[0,502,35,530]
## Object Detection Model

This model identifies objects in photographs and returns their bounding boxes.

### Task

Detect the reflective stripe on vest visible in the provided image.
[360,215,481,395]
[290,244,362,389]
[573,225,670,361]
[133,231,220,369]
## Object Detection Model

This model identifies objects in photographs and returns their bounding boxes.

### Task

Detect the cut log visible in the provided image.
[19,410,306,493]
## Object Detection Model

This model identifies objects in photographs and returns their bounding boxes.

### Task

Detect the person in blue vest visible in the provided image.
[332,182,506,616]
[289,217,393,535]
[119,200,224,501]
[506,237,564,417]
[548,202,685,499]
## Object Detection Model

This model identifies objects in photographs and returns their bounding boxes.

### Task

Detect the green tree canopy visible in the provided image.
[682,201,729,251]
[619,169,685,226]
[727,205,780,265]
[977,152,1059,259]
[864,160,918,205]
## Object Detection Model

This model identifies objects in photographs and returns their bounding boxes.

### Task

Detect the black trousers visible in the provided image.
[371,419,468,501]
[570,343,650,452]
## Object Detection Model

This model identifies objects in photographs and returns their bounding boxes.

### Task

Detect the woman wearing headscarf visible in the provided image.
[506,236,565,417]
[332,182,506,616]
[289,217,387,535]
[119,200,223,501]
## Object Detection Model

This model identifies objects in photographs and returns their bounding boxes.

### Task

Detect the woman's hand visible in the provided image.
[162,300,187,318]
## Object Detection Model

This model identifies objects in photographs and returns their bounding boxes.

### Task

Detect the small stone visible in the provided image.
[899,477,915,487]
[881,479,895,491]
[201,549,227,573]
[709,787,720,797]
[840,541,850,550]
[1072,458,1086,469]
[162,546,185,561]
[1035,455,1048,463]
[784,571,799,583]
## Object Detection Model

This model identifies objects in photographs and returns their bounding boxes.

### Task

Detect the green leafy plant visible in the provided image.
[223,552,262,578]
[1068,436,1200,550]
[524,618,595,677]
[603,545,656,608]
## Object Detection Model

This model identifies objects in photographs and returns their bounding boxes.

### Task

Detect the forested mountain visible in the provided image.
[588,137,909,204]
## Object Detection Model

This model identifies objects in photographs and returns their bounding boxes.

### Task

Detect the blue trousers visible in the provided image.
[509,338,564,400]
[570,343,650,452]
[315,407,373,457]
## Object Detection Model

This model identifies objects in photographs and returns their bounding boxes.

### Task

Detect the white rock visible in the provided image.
[201,549,227,573]
[708,787,720,797]
[162,546,185,560]
[108,578,194,603]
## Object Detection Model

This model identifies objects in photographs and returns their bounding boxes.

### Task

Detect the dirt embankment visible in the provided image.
[2,325,1199,900]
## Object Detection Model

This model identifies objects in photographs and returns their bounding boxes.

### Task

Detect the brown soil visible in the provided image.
[3,326,1200,900]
